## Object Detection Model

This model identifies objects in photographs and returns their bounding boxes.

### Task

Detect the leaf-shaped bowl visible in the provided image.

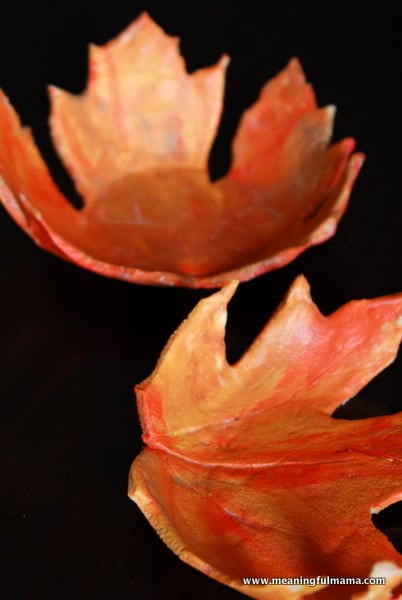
[130,276,402,598]
[0,14,363,287]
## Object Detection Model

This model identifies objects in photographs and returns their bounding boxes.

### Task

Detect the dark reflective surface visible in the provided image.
[372,502,402,556]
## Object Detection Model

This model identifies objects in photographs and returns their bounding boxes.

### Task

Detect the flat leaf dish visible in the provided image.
[129,276,402,598]
[0,14,362,287]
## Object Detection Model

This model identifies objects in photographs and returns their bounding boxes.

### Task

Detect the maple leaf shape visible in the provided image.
[129,276,402,599]
[0,14,363,287]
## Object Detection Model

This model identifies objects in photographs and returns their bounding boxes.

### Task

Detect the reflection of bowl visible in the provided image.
[0,13,363,287]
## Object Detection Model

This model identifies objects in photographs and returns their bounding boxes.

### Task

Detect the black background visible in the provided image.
[0,1,401,599]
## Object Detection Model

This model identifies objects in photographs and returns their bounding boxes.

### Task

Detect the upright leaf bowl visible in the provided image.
[0,13,363,287]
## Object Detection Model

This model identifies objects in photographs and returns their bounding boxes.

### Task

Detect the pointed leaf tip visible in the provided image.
[49,13,228,200]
